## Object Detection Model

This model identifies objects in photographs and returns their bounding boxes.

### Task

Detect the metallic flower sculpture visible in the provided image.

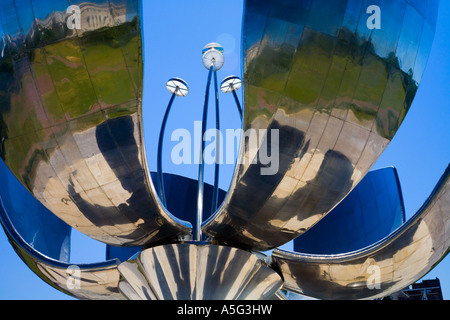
[0,0,448,300]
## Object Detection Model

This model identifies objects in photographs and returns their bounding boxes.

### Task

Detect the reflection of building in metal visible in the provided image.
[0,0,448,300]
[80,2,127,32]
[31,2,127,35]
[389,278,444,300]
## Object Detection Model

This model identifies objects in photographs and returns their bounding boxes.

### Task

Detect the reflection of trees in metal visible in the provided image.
[245,26,419,140]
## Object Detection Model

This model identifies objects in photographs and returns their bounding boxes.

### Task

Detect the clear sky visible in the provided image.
[0,0,448,300]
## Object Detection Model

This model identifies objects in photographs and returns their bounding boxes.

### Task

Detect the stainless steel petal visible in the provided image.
[0,154,124,300]
[33,259,124,300]
[1,202,123,300]
[272,164,450,300]
[202,0,439,251]
[0,0,191,246]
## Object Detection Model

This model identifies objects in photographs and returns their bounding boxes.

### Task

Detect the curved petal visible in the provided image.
[0,161,123,300]
[203,0,439,251]
[272,163,450,300]
[0,0,191,246]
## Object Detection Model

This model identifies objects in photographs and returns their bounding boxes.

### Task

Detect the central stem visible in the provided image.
[196,65,214,241]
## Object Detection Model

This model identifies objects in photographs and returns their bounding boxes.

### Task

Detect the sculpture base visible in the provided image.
[118,243,283,300]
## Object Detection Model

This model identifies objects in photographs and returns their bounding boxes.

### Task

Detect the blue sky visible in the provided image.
[0,1,449,300]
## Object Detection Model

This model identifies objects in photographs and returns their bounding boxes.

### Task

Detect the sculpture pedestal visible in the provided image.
[118,243,283,300]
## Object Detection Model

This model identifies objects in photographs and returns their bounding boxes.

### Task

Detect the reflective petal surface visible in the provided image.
[293,167,405,254]
[0,0,191,247]
[272,164,450,300]
[203,0,439,251]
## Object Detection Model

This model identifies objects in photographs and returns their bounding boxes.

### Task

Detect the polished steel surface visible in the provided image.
[272,164,449,300]
[203,0,439,251]
[293,167,405,254]
[118,243,283,300]
[0,153,124,300]
[0,158,71,262]
[28,255,123,300]
[196,65,215,241]
[1,194,123,300]
[0,0,191,247]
